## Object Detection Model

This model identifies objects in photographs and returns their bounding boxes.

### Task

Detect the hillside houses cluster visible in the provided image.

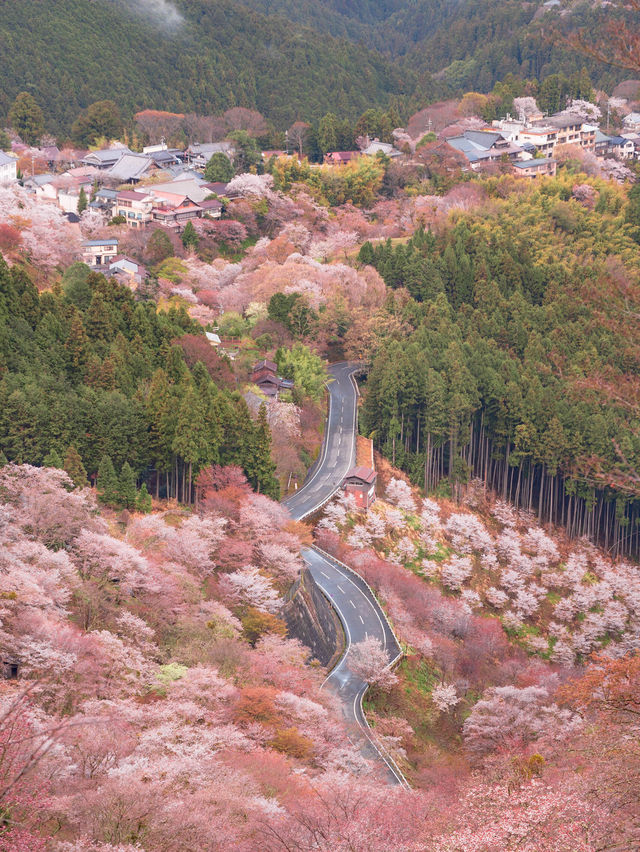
[0,98,638,219]
[2,141,234,226]
[436,107,640,175]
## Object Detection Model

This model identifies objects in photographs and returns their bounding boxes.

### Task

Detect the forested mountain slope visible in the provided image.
[0,258,280,500]
[0,0,629,138]
[359,173,640,557]
[0,0,409,135]
[245,0,625,96]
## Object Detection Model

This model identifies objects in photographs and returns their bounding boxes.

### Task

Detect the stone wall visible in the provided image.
[282,568,344,667]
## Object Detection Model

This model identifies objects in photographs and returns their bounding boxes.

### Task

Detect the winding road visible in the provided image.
[284,363,409,788]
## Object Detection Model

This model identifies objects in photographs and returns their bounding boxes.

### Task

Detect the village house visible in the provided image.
[106,153,156,184]
[324,151,360,165]
[108,256,148,285]
[0,151,18,184]
[199,198,223,218]
[81,147,133,169]
[361,139,402,158]
[89,187,118,212]
[142,143,184,169]
[512,125,558,157]
[511,157,557,178]
[205,331,221,346]
[64,165,101,186]
[444,129,527,168]
[623,112,640,133]
[113,189,154,227]
[621,134,640,160]
[150,177,216,204]
[23,173,56,194]
[186,142,234,169]
[595,130,637,159]
[250,359,294,398]
[342,466,377,510]
[150,193,203,227]
[81,238,119,268]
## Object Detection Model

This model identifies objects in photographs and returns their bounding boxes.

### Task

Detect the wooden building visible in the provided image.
[343,466,377,509]
[250,360,294,398]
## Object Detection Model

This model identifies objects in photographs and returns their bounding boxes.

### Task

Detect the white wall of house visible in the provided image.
[0,159,17,185]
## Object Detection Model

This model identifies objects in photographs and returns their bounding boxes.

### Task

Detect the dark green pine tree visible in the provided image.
[172,383,210,503]
[97,454,120,506]
[135,482,152,513]
[77,187,88,215]
[246,403,280,499]
[43,448,64,468]
[181,221,199,250]
[358,241,375,266]
[63,445,88,488]
[118,462,137,510]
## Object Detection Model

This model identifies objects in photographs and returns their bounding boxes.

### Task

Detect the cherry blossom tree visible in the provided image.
[432,683,460,713]
[347,636,397,692]
[258,542,302,580]
[441,555,473,591]
[463,685,579,758]
[445,513,493,554]
[348,524,372,550]
[221,565,281,612]
[225,173,275,198]
[385,478,416,512]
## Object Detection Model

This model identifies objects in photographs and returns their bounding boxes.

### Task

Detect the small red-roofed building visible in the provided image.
[324,151,360,166]
[343,466,377,509]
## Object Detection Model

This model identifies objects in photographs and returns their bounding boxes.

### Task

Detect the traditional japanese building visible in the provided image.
[343,466,377,509]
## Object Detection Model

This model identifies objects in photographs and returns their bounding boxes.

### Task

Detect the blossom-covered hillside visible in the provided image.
[319,473,640,668]
[0,464,396,850]
[2,465,638,849]
[314,466,640,849]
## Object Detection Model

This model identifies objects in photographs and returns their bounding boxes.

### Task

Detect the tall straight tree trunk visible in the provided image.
[515,463,522,508]
[538,467,544,523]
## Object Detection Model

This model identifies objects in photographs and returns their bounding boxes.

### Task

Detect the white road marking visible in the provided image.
[321,571,330,579]
[359,615,364,624]
[349,599,356,609]
[337,584,345,593]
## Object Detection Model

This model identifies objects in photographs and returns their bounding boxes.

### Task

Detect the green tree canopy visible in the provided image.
[71,100,123,147]
[117,461,137,510]
[204,152,234,182]
[228,130,261,173]
[181,221,199,250]
[77,187,88,215]
[97,455,119,506]
[9,92,44,145]
[64,445,87,488]
[276,343,326,401]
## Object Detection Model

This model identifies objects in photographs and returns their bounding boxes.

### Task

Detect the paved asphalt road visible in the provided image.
[284,362,409,787]
[283,362,359,521]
